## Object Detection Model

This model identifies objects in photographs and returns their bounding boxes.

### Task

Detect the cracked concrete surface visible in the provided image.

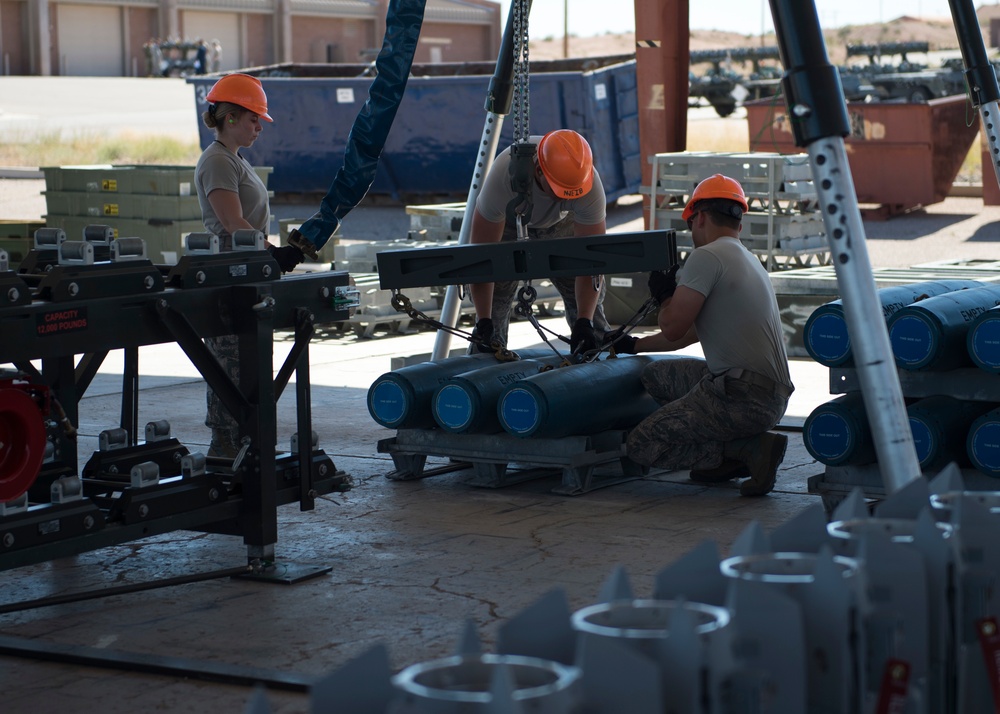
[5,156,1000,711]
[1,310,832,713]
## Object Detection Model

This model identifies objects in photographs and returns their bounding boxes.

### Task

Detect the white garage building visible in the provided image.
[0,0,501,76]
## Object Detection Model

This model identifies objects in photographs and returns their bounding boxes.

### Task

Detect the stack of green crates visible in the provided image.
[42,164,273,264]
[0,220,47,270]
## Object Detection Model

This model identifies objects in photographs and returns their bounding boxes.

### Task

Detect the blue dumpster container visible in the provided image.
[186,55,641,202]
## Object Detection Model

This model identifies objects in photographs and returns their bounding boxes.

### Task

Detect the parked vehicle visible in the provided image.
[688,69,745,117]
[689,47,780,116]
[144,39,210,78]
[867,57,969,102]
[841,42,975,103]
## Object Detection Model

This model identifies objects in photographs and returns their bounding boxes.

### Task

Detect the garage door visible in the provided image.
[57,4,123,76]
[182,11,240,72]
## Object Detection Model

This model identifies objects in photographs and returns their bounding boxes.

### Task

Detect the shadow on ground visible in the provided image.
[863,209,975,241]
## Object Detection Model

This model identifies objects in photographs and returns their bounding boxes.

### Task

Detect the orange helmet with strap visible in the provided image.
[681,173,748,221]
[537,130,594,199]
[206,73,273,122]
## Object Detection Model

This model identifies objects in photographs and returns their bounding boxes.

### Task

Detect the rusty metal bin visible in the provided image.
[746,95,978,217]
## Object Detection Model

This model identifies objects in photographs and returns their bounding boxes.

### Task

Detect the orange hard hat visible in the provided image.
[206,73,273,122]
[537,130,594,199]
[681,174,749,221]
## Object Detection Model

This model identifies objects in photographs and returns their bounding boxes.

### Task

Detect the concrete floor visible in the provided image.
[2,178,1000,711]
[1,300,833,714]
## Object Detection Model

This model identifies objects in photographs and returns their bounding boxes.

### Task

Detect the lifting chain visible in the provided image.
[389,285,658,367]
[594,296,661,360]
[390,290,521,362]
[507,0,535,240]
[522,287,662,365]
[513,283,574,366]
[511,0,531,145]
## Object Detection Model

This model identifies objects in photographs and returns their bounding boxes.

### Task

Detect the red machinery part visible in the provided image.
[0,387,48,502]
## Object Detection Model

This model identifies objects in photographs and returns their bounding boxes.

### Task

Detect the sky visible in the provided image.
[498,1,965,38]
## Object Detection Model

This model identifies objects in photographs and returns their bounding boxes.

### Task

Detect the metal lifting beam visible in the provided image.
[375,230,676,291]
[769,0,922,493]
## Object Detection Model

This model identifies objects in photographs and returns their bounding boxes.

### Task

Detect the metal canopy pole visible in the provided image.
[949,0,1000,190]
[430,1,530,361]
[768,0,921,493]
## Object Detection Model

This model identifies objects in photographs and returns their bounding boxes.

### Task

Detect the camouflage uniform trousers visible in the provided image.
[203,235,245,455]
[626,358,790,471]
[475,215,611,347]
[205,333,240,447]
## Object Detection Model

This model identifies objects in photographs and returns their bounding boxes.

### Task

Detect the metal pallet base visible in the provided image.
[377,429,649,496]
[807,463,1000,513]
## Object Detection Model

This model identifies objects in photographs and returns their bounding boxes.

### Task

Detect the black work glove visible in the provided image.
[269,244,305,273]
[648,264,679,304]
[570,317,598,355]
[608,333,639,355]
[472,317,496,354]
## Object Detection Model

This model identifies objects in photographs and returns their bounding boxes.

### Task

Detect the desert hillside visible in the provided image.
[528,12,989,65]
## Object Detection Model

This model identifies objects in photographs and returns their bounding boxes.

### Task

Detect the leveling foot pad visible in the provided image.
[377,429,649,496]
[234,561,333,585]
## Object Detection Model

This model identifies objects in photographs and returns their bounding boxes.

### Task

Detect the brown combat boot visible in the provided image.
[724,431,788,497]
[689,459,750,483]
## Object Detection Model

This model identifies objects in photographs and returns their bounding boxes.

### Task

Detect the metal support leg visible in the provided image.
[233,286,279,556]
[121,346,139,446]
[42,355,79,472]
[432,112,506,361]
[805,134,920,493]
[769,0,921,493]
[293,312,315,511]
[227,287,333,584]
[980,101,1000,187]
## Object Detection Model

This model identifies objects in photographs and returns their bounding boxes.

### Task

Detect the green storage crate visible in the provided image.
[0,220,46,239]
[0,221,47,270]
[43,191,203,220]
[0,236,35,270]
[41,164,272,195]
[43,215,204,264]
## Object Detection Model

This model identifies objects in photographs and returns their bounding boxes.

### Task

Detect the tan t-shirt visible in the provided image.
[195,141,270,247]
[475,136,606,229]
[680,236,792,388]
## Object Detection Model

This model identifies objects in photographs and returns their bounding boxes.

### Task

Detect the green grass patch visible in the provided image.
[0,131,202,168]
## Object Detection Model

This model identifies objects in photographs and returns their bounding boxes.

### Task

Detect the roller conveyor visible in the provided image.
[0,240,360,573]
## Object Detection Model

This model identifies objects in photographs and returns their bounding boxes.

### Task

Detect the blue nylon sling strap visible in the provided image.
[290,0,426,256]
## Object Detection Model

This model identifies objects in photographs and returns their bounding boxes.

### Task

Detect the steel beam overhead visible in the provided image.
[376,230,676,290]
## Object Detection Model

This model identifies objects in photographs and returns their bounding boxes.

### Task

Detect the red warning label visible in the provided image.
[36,307,89,337]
